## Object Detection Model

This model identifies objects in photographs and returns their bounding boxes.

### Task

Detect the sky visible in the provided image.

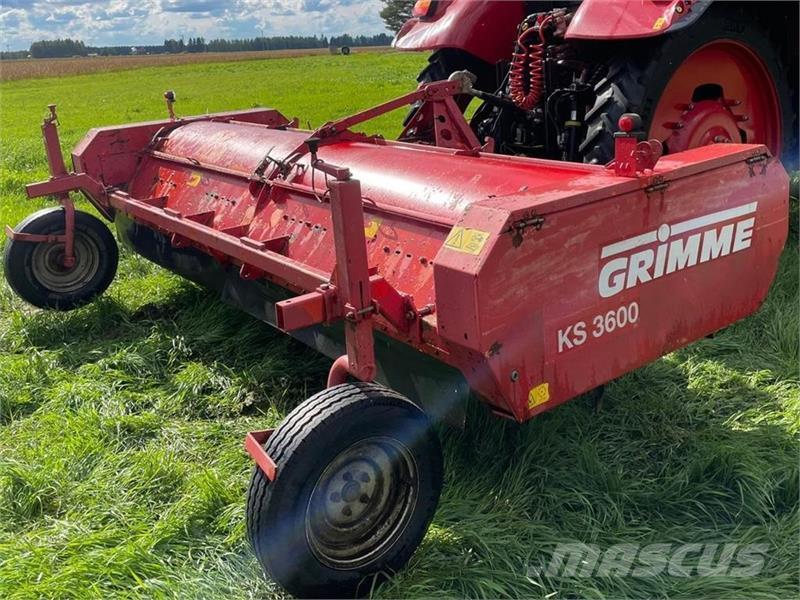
[0,0,389,51]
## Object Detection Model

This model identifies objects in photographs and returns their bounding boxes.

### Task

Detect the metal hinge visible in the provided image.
[645,176,669,197]
[508,214,545,234]
[745,153,769,177]
[506,214,545,246]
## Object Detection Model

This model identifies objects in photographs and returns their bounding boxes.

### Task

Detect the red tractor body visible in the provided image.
[395,0,710,63]
[394,0,797,168]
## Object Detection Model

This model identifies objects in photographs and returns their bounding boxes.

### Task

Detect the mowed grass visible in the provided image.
[0,50,798,599]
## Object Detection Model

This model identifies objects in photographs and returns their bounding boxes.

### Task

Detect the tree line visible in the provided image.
[1,33,393,60]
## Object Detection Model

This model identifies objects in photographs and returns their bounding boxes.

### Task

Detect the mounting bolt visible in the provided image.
[510,370,520,382]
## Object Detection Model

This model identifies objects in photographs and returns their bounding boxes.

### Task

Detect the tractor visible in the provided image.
[395,0,798,168]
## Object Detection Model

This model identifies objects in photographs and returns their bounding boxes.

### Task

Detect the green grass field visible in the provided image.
[0,51,798,599]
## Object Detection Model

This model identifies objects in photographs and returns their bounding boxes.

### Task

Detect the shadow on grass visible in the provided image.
[391,337,797,598]
[2,281,328,424]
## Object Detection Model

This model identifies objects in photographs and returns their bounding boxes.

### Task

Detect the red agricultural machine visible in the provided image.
[1,2,794,598]
[395,0,797,168]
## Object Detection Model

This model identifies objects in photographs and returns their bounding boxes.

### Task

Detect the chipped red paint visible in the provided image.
[21,84,789,423]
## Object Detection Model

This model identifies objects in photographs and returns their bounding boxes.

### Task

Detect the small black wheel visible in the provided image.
[3,208,118,310]
[340,46,351,56]
[247,382,443,598]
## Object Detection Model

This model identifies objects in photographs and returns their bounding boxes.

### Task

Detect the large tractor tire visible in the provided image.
[580,6,796,168]
[246,382,443,598]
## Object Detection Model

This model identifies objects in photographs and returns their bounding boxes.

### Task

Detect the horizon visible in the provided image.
[0,0,390,52]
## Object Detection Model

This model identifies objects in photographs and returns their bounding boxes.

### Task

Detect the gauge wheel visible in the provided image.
[3,207,118,310]
[580,5,796,169]
[246,382,443,598]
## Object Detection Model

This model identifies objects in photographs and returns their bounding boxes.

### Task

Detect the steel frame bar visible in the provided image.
[108,190,329,292]
[316,79,467,139]
[328,175,376,382]
[243,430,277,481]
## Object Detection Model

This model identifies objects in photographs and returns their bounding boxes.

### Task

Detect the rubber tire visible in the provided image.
[403,48,495,128]
[579,5,796,167]
[340,46,351,56]
[3,208,118,310]
[246,382,443,598]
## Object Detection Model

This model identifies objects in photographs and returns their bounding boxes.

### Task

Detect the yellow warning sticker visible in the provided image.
[652,16,667,30]
[187,172,202,187]
[528,383,550,410]
[364,218,382,239]
[443,226,490,255]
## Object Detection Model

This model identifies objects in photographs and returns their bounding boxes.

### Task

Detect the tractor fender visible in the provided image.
[566,0,713,40]
[392,0,525,65]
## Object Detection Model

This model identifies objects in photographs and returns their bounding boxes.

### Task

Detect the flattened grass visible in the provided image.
[0,51,797,598]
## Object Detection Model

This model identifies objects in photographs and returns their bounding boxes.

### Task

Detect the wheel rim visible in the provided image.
[649,40,782,156]
[31,233,100,293]
[306,436,418,569]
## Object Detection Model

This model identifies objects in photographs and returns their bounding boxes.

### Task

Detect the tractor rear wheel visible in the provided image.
[580,6,796,168]
[246,382,443,598]
[4,208,118,310]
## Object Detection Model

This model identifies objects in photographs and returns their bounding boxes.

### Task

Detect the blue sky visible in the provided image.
[0,0,389,51]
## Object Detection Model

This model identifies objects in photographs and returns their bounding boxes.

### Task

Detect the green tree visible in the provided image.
[380,0,415,33]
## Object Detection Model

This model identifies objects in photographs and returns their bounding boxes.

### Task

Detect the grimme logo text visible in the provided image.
[599,203,757,298]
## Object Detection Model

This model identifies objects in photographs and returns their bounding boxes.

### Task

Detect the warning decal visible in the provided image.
[528,383,550,410]
[364,218,382,239]
[652,16,667,30]
[443,226,490,255]
[187,172,202,187]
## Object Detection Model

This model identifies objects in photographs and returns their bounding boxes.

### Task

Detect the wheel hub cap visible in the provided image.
[663,98,742,152]
[306,436,418,569]
[649,40,782,157]
[31,234,100,293]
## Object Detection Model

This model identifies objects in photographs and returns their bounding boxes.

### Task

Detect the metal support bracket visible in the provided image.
[327,172,376,384]
[244,429,277,481]
[10,105,82,268]
[607,113,663,177]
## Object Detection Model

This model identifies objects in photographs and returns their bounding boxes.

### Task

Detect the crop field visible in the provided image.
[0,51,798,599]
[0,47,390,82]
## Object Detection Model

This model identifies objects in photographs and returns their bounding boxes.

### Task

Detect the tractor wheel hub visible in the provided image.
[664,99,743,153]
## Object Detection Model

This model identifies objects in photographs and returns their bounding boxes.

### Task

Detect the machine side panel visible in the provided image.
[435,149,788,420]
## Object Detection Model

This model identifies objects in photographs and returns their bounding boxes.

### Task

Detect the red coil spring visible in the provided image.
[509,16,552,111]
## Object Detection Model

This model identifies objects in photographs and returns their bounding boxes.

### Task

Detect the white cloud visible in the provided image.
[0,0,387,50]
